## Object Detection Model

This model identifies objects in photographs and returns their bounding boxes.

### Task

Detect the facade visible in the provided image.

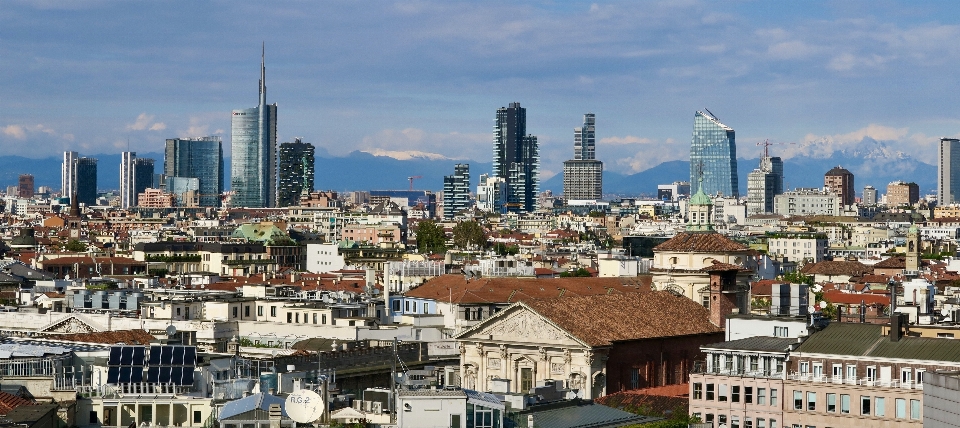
[863,185,878,205]
[824,166,855,206]
[62,151,78,199]
[476,174,506,213]
[164,137,224,207]
[17,174,33,198]
[940,138,960,206]
[886,181,919,206]
[76,157,98,206]
[493,102,539,213]
[924,371,960,428]
[231,49,278,208]
[134,158,155,206]
[773,189,841,216]
[690,110,738,198]
[120,152,136,209]
[562,113,603,201]
[276,138,315,207]
[397,389,504,428]
[137,188,175,208]
[442,163,471,219]
[767,233,828,263]
[747,155,783,215]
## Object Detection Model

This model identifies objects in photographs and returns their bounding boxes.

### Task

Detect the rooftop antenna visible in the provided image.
[704,108,718,121]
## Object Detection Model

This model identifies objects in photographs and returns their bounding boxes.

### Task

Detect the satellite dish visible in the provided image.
[285,389,324,423]
[166,325,177,337]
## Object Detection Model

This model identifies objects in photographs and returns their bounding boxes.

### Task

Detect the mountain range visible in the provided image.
[6,138,937,199]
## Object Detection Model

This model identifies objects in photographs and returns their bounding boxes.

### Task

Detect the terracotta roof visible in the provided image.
[44,329,157,345]
[523,291,722,347]
[405,275,649,305]
[653,232,748,253]
[822,290,890,306]
[751,279,788,297]
[874,256,906,269]
[801,260,872,277]
[700,260,747,272]
[0,391,35,415]
[595,387,689,418]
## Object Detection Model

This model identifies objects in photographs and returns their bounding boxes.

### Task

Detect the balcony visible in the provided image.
[786,373,924,390]
[691,362,784,379]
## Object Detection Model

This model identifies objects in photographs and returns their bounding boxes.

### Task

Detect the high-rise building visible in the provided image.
[164,136,224,207]
[863,186,878,205]
[134,158,155,206]
[940,138,960,205]
[476,174,506,213]
[231,46,278,208]
[17,174,34,198]
[746,153,784,215]
[76,157,98,206]
[120,152,136,209]
[690,110,738,198]
[824,166,855,206]
[443,164,471,219]
[277,138,315,207]
[493,102,539,212]
[886,181,920,206]
[563,113,603,201]
[62,151,78,199]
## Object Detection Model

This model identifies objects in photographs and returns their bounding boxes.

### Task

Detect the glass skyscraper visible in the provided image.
[690,110,738,197]
[231,47,278,208]
[493,102,539,212]
[443,163,471,219]
[563,113,603,201]
[164,136,224,207]
[277,138,315,207]
[76,157,98,206]
[940,138,960,205]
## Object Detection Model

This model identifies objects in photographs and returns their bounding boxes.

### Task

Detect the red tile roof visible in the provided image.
[0,391,35,415]
[653,232,748,253]
[405,275,649,304]
[44,329,157,345]
[801,260,872,277]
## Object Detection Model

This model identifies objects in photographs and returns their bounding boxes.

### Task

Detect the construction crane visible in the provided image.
[756,139,795,157]
[407,175,423,191]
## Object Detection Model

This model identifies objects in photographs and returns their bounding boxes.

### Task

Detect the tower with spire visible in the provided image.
[687,162,715,232]
[230,43,278,208]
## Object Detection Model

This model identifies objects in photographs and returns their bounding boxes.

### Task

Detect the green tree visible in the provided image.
[781,271,814,285]
[493,242,519,256]
[452,220,485,250]
[64,239,87,252]
[416,220,447,254]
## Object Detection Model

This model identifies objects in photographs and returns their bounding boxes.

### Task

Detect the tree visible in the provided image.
[416,220,446,254]
[64,239,87,252]
[493,242,519,256]
[781,271,814,285]
[452,220,485,250]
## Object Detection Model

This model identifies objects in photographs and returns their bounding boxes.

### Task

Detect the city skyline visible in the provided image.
[4,2,960,183]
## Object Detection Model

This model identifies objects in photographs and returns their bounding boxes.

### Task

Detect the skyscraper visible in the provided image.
[690,110,738,197]
[134,158,155,206]
[746,151,783,215]
[493,102,538,212]
[18,174,34,198]
[120,152,136,209]
[231,46,278,208]
[940,138,960,205]
[563,113,603,201]
[62,151,78,199]
[824,166,855,206]
[443,163,471,219]
[277,138,315,207]
[76,157,98,206]
[165,136,224,207]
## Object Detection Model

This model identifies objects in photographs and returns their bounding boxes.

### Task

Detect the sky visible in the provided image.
[3,1,960,181]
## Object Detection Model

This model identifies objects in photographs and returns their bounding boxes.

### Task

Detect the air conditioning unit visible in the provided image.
[371,402,383,413]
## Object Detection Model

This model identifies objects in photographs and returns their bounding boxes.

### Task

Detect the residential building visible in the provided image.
[924,371,960,428]
[690,110,738,198]
[773,189,841,216]
[766,233,829,263]
[886,181,920,206]
[164,136,224,207]
[231,47,278,208]
[120,152,136,209]
[397,388,504,428]
[863,185,878,205]
[442,163,471,219]
[563,113,603,201]
[493,102,539,213]
[304,242,345,274]
[137,188,175,208]
[747,154,783,215]
[940,138,960,206]
[17,174,33,198]
[825,166,855,206]
[62,151,78,199]
[476,174,506,213]
[276,138,314,207]
[76,156,98,206]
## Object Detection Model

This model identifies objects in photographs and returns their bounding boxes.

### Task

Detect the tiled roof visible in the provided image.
[653,232,748,253]
[44,329,156,345]
[0,391,35,415]
[821,290,890,306]
[801,260,872,276]
[700,260,748,272]
[523,291,722,347]
[404,275,649,305]
[873,256,906,269]
[596,389,688,419]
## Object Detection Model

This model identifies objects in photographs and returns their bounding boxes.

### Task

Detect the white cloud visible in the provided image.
[598,135,654,145]
[355,128,488,161]
[2,125,26,139]
[361,149,451,161]
[126,113,166,132]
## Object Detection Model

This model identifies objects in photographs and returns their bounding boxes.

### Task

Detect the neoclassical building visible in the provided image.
[455,291,724,399]
[651,184,753,309]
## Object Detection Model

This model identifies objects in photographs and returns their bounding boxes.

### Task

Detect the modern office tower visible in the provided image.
[940,138,960,205]
[231,46,278,208]
[862,186,878,205]
[134,158,155,206]
[824,166,855,206]
[277,138,315,207]
[689,110,738,197]
[120,152,136,209]
[164,136,224,207]
[76,157,98,206]
[886,181,920,206]
[492,102,539,212]
[746,151,784,215]
[17,174,34,198]
[442,163,471,219]
[62,151,78,199]
[657,181,691,201]
[476,174,506,213]
[563,113,603,201]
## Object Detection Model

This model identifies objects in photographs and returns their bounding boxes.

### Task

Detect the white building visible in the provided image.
[767,233,829,263]
[773,189,841,216]
[305,242,345,274]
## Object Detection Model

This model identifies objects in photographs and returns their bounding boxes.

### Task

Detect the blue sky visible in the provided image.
[3,1,960,180]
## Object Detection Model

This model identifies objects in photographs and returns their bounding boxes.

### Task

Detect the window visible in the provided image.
[732,386,740,402]
[896,398,906,418]
[322,314,327,324]
[916,369,926,386]
[866,366,876,381]
[731,416,740,428]
[910,399,920,420]
[794,391,803,410]
[271,306,277,317]
[775,359,784,374]
[832,364,842,380]
[774,326,789,337]
[861,396,871,415]
[750,356,759,372]
[757,418,766,428]
[745,417,753,428]
[840,394,850,414]
[295,313,300,323]
[827,393,836,412]
[405,301,410,312]
[313,313,317,324]
[474,408,494,428]
[719,384,728,402]
[807,392,816,411]
[89,411,97,424]
[901,368,913,386]
[711,354,721,372]
[706,384,715,400]
[745,386,753,404]
[257,306,263,317]
[799,362,809,375]
[771,389,778,406]
[176,308,181,316]
[719,415,727,425]
[725,356,734,372]
[232,307,238,318]
[846,364,857,381]
[875,397,885,417]
[392,300,401,311]
[706,414,714,424]
[770,419,777,428]
[812,362,823,379]
[757,388,766,405]
[193,411,202,424]
[287,312,292,323]
[693,383,703,400]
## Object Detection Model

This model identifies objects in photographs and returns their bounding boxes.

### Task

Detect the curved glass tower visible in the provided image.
[690,110,738,198]
[231,46,278,208]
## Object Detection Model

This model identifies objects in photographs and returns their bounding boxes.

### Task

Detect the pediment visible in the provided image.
[464,307,577,345]
[39,315,103,334]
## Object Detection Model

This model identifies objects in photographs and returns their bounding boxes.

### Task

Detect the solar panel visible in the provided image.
[108,347,122,365]
[149,346,162,365]
[147,367,159,383]
[171,367,182,384]
[182,369,194,385]
[118,367,131,383]
[172,347,184,365]
[107,367,119,384]
[120,347,133,365]
[131,367,143,383]
[183,347,196,365]
[132,347,145,365]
